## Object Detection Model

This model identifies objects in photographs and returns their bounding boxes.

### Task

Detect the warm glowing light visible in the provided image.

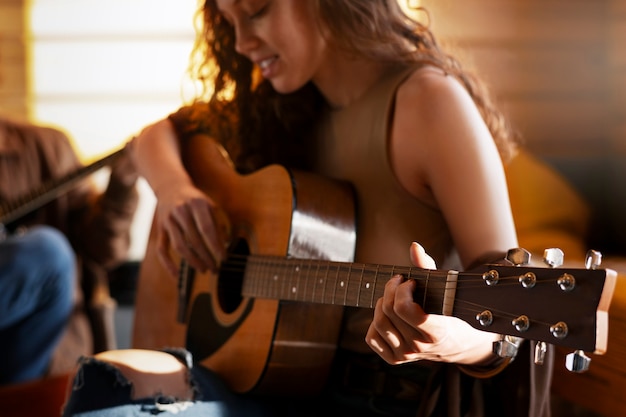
[27,0,200,259]
[397,0,422,19]
[28,0,199,158]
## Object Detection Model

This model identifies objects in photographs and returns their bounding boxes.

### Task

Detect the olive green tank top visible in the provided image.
[309,65,454,352]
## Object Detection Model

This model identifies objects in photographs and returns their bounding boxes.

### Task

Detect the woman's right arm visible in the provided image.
[130,118,227,277]
[132,118,193,199]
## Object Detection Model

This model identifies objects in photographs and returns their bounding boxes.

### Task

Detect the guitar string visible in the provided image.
[187,253,577,331]
[218,252,565,287]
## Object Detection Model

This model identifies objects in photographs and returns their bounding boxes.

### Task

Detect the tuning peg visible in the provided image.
[493,335,524,359]
[543,248,564,268]
[585,250,602,270]
[506,248,531,266]
[534,341,547,365]
[565,350,591,373]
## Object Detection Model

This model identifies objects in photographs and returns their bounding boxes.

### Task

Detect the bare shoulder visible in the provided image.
[389,65,494,204]
[393,64,490,148]
[396,65,475,119]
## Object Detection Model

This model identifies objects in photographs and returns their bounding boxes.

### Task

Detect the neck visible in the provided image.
[313,52,392,109]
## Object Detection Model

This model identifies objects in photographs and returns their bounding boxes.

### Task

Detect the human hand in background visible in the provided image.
[110,141,139,188]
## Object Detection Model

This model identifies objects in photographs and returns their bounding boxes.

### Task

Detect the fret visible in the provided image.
[253,256,263,298]
[289,261,301,301]
[419,267,429,309]
[260,256,272,298]
[329,264,339,305]
[290,260,300,301]
[310,260,319,302]
[311,260,327,304]
[413,269,447,315]
[330,263,342,305]
[270,260,281,298]
[321,261,330,304]
[343,264,351,305]
[266,258,279,299]
[278,266,287,299]
[344,263,362,307]
[357,264,376,308]
[303,258,317,303]
[278,259,287,300]
[297,259,306,302]
[242,256,259,297]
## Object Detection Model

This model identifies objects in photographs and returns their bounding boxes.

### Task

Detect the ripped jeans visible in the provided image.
[61,349,273,417]
[61,348,425,417]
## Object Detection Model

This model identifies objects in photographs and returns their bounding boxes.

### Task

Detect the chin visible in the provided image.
[269,79,306,95]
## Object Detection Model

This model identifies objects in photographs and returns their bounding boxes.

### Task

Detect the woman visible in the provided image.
[62,1,552,416]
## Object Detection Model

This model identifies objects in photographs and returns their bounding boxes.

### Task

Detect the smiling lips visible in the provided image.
[257,56,278,77]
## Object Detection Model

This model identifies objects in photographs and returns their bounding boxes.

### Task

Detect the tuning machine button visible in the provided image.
[585,249,602,270]
[565,350,591,373]
[543,248,564,268]
[535,341,547,365]
[506,248,531,266]
[493,335,523,359]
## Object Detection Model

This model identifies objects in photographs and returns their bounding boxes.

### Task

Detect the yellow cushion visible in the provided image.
[505,149,591,263]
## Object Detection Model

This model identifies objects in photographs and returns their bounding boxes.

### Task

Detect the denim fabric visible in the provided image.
[0,225,75,385]
[61,349,423,417]
[61,355,273,417]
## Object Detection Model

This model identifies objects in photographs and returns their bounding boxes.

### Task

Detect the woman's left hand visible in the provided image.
[365,242,499,366]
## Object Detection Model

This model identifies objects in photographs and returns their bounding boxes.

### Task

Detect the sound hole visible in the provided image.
[217,238,248,314]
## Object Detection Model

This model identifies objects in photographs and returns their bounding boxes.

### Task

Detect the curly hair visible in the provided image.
[174,0,518,171]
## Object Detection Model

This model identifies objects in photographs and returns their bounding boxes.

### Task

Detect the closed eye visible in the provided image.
[249,2,268,20]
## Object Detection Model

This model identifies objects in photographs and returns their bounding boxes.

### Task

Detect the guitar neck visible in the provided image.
[0,148,123,226]
[241,255,453,313]
[238,253,615,353]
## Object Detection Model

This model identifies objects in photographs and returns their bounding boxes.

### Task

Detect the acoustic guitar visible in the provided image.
[132,135,617,396]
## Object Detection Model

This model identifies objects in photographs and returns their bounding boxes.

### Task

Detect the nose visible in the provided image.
[234,22,260,56]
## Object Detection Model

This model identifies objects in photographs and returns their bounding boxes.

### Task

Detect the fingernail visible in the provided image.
[412,241,425,253]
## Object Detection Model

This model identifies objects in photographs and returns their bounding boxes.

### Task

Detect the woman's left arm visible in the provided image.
[365,67,517,367]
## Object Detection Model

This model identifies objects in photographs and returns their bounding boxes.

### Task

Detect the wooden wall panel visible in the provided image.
[422,0,606,44]
[500,99,610,152]
[468,46,606,97]
[0,0,27,118]
[420,0,612,157]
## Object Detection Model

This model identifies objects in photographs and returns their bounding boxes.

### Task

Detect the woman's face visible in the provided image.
[215,0,328,93]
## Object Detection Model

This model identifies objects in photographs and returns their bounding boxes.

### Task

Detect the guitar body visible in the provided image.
[133,135,356,395]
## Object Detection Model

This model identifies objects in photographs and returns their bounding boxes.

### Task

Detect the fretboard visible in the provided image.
[240,255,453,314]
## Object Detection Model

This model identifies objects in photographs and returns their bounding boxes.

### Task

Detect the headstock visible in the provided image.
[457,248,617,373]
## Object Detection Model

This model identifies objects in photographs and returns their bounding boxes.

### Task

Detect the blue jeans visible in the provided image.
[62,351,274,417]
[0,225,75,385]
